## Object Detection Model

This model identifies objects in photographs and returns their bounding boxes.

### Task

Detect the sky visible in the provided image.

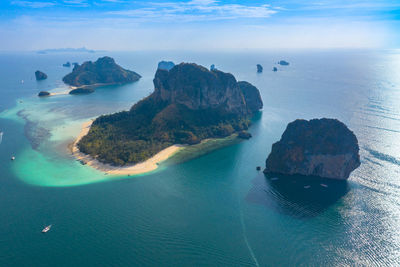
[0,0,399,51]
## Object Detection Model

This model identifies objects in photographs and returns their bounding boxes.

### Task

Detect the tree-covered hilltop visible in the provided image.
[78,63,263,166]
[63,56,141,87]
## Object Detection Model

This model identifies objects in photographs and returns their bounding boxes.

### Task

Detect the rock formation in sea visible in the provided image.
[238,131,252,139]
[264,118,360,180]
[63,62,71,67]
[237,81,263,113]
[273,67,278,72]
[62,56,141,87]
[38,91,50,97]
[157,61,175,71]
[257,64,263,73]
[278,60,289,66]
[69,87,95,95]
[35,71,47,81]
[78,63,263,166]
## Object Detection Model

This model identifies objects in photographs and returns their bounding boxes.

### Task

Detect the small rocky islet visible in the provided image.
[35,70,47,80]
[264,118,360,180]
[278,60,289,66]
[38,91,50,97]
[257,64,263,73]
[157,61,175,71]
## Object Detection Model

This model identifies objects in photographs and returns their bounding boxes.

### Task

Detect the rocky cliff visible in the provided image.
[62,56,141,87]
[152,63,261,115]
[264,118,360,180]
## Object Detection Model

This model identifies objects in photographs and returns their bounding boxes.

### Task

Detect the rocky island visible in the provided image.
[77,63,263,166]
[157,61,175,71]
[35,71,47,80]
[278,60,289,66]
[38,91,50,97]
[257,64,263,73]
[264,118,360,180]
[62,56,141,89]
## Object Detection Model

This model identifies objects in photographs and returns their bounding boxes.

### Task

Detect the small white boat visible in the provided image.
[11,156,15,161]
[304,185,311,189]
[42,225,52,233]
[0,131,3,144]
[320,184,328,188]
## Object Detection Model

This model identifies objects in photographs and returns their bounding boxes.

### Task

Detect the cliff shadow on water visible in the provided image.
[246,173,349,219]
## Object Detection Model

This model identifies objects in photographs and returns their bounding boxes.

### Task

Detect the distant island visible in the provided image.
[257,64,263,73]
[77,63,263,166]
[38,91,50,97]
[63,56,141,93]
[157,61,175,71]
[37,47,97,54]
[35,70,47,81]
[278,60,289,66]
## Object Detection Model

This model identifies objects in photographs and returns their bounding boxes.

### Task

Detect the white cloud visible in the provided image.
[63,0,89,7]
[108,1,277,22]
[11,1,56,8]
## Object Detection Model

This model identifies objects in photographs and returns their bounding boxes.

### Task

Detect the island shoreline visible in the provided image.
[71,121,186,176]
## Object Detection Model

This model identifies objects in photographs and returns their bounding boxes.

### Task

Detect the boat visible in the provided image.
[304,185,311,189]
[320,184,328,188]
[11,156,15,161]
[42,225,52,233]
[0,131,3,144]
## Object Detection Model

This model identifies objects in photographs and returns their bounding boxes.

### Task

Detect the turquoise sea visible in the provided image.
[1,50,400,266]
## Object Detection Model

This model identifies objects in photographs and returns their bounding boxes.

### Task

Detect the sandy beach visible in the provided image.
[71,121,185,176]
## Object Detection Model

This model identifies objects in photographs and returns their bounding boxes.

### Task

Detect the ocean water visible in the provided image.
[0,50,400,266]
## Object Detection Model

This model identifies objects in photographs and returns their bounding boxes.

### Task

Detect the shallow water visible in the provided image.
[1,50,400,265]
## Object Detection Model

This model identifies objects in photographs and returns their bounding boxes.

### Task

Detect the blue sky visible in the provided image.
[0,0,399,50]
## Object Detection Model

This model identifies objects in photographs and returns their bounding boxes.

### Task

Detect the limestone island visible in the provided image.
[75,63,263,174]
[35,70,47,80]
[273,67,278,72]
[157,61,175,71]
[63,56,141,94]
[38,91,50,97]
[264,118,360,180]
[278,60,289,66]
[63,62,71,67]
[257,64,263,73]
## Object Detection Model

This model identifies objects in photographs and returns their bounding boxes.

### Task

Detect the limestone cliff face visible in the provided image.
[264,118,360,180]
[238,81,263,113]
[151,63,262,116]
[63,56,141,87]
